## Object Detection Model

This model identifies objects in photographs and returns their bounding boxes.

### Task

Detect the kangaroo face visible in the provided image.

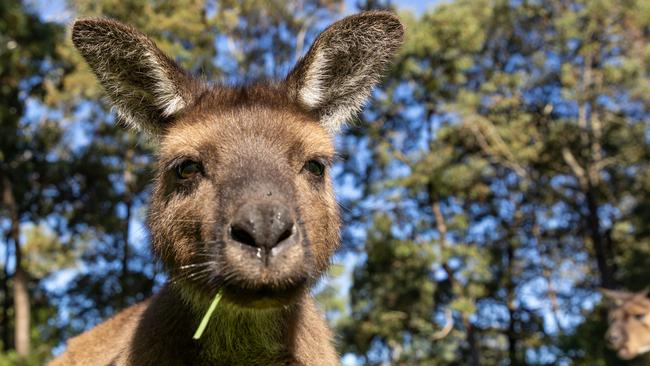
[604,289,650,360]
[72,12,403,309]
[149,98,339,308]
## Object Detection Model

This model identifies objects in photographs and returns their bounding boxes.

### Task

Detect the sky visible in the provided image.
[29,0,446,23]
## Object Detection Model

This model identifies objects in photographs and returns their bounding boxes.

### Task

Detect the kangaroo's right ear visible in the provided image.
[601,288,634,306]
[72,18,205,135]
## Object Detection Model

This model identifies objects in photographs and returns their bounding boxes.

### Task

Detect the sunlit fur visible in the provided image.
[150,92,340,308]
[604,289,650,360]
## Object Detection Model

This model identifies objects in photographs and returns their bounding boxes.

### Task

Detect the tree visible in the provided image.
[0,0,66,359]
[339,0,650,364]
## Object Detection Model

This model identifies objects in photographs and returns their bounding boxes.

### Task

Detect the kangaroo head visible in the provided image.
[72,12,403,309]
[603,288,650,360]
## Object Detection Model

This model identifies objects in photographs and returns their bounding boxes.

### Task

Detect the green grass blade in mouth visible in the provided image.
[193,290,223,340]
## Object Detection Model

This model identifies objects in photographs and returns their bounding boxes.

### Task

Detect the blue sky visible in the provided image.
[29,0,446,23]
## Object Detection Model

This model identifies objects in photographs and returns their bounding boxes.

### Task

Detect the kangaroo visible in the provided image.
[603,288,650,360]
[50,11,403,366]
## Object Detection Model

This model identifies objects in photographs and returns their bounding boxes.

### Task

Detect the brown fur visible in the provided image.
[603,288,650,360]
[52,11,403,366]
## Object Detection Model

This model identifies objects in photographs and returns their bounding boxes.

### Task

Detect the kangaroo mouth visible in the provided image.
[216,218,313,309]
[220,277,309,309]
[617,344,650,360]
[618,347,633,360]
[616,345,641,360]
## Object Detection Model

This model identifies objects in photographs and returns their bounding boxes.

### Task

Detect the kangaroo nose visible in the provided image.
[606,330,622,346]
[230,201,295,251]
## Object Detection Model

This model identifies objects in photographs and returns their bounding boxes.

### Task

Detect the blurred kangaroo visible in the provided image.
[49,11,403,366]
[603,288,650,360]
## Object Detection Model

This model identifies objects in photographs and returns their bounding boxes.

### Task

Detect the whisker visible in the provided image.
[167,219,218,223]
[186,268,214,279]
[170,267,215,284]
[179,262,215,270]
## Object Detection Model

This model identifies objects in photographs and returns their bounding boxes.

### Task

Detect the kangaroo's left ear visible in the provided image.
[286,11,404,133]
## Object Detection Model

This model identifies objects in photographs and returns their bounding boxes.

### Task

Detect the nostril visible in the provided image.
[230,225,257,247]
[229,202,297,251]
[607,333,620,344]
[276,224,294,245]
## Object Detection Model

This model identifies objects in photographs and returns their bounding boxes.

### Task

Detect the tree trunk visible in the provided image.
[2,175,29,356]
[1,235,10,351]
[507,241,518,365]
[119,148,135,308]
[119,198,131,308]
[13,268,29,357]
[579,52,614,289]
[586,186,613,289]
[465,318,480,366]
[429,188,459,294]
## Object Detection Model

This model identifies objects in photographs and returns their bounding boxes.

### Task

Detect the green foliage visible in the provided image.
[338,0,650,364]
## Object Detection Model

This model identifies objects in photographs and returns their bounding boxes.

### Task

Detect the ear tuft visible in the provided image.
[286,11,404,133]
[72,18,203,135]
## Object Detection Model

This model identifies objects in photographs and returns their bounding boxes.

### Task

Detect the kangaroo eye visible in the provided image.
[176,161,202,179]
[634,314,646,321]
[304,160,325,177]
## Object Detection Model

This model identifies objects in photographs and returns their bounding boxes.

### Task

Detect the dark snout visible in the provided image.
[210,142,316,308]
[606,328,623,348]
[218,177,311,308]
[229,201,298,260]
[606,325,631,359]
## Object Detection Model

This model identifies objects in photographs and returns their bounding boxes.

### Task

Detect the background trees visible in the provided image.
[339,1,650,364]
[1,0,650,365]
[1,1,71,363]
